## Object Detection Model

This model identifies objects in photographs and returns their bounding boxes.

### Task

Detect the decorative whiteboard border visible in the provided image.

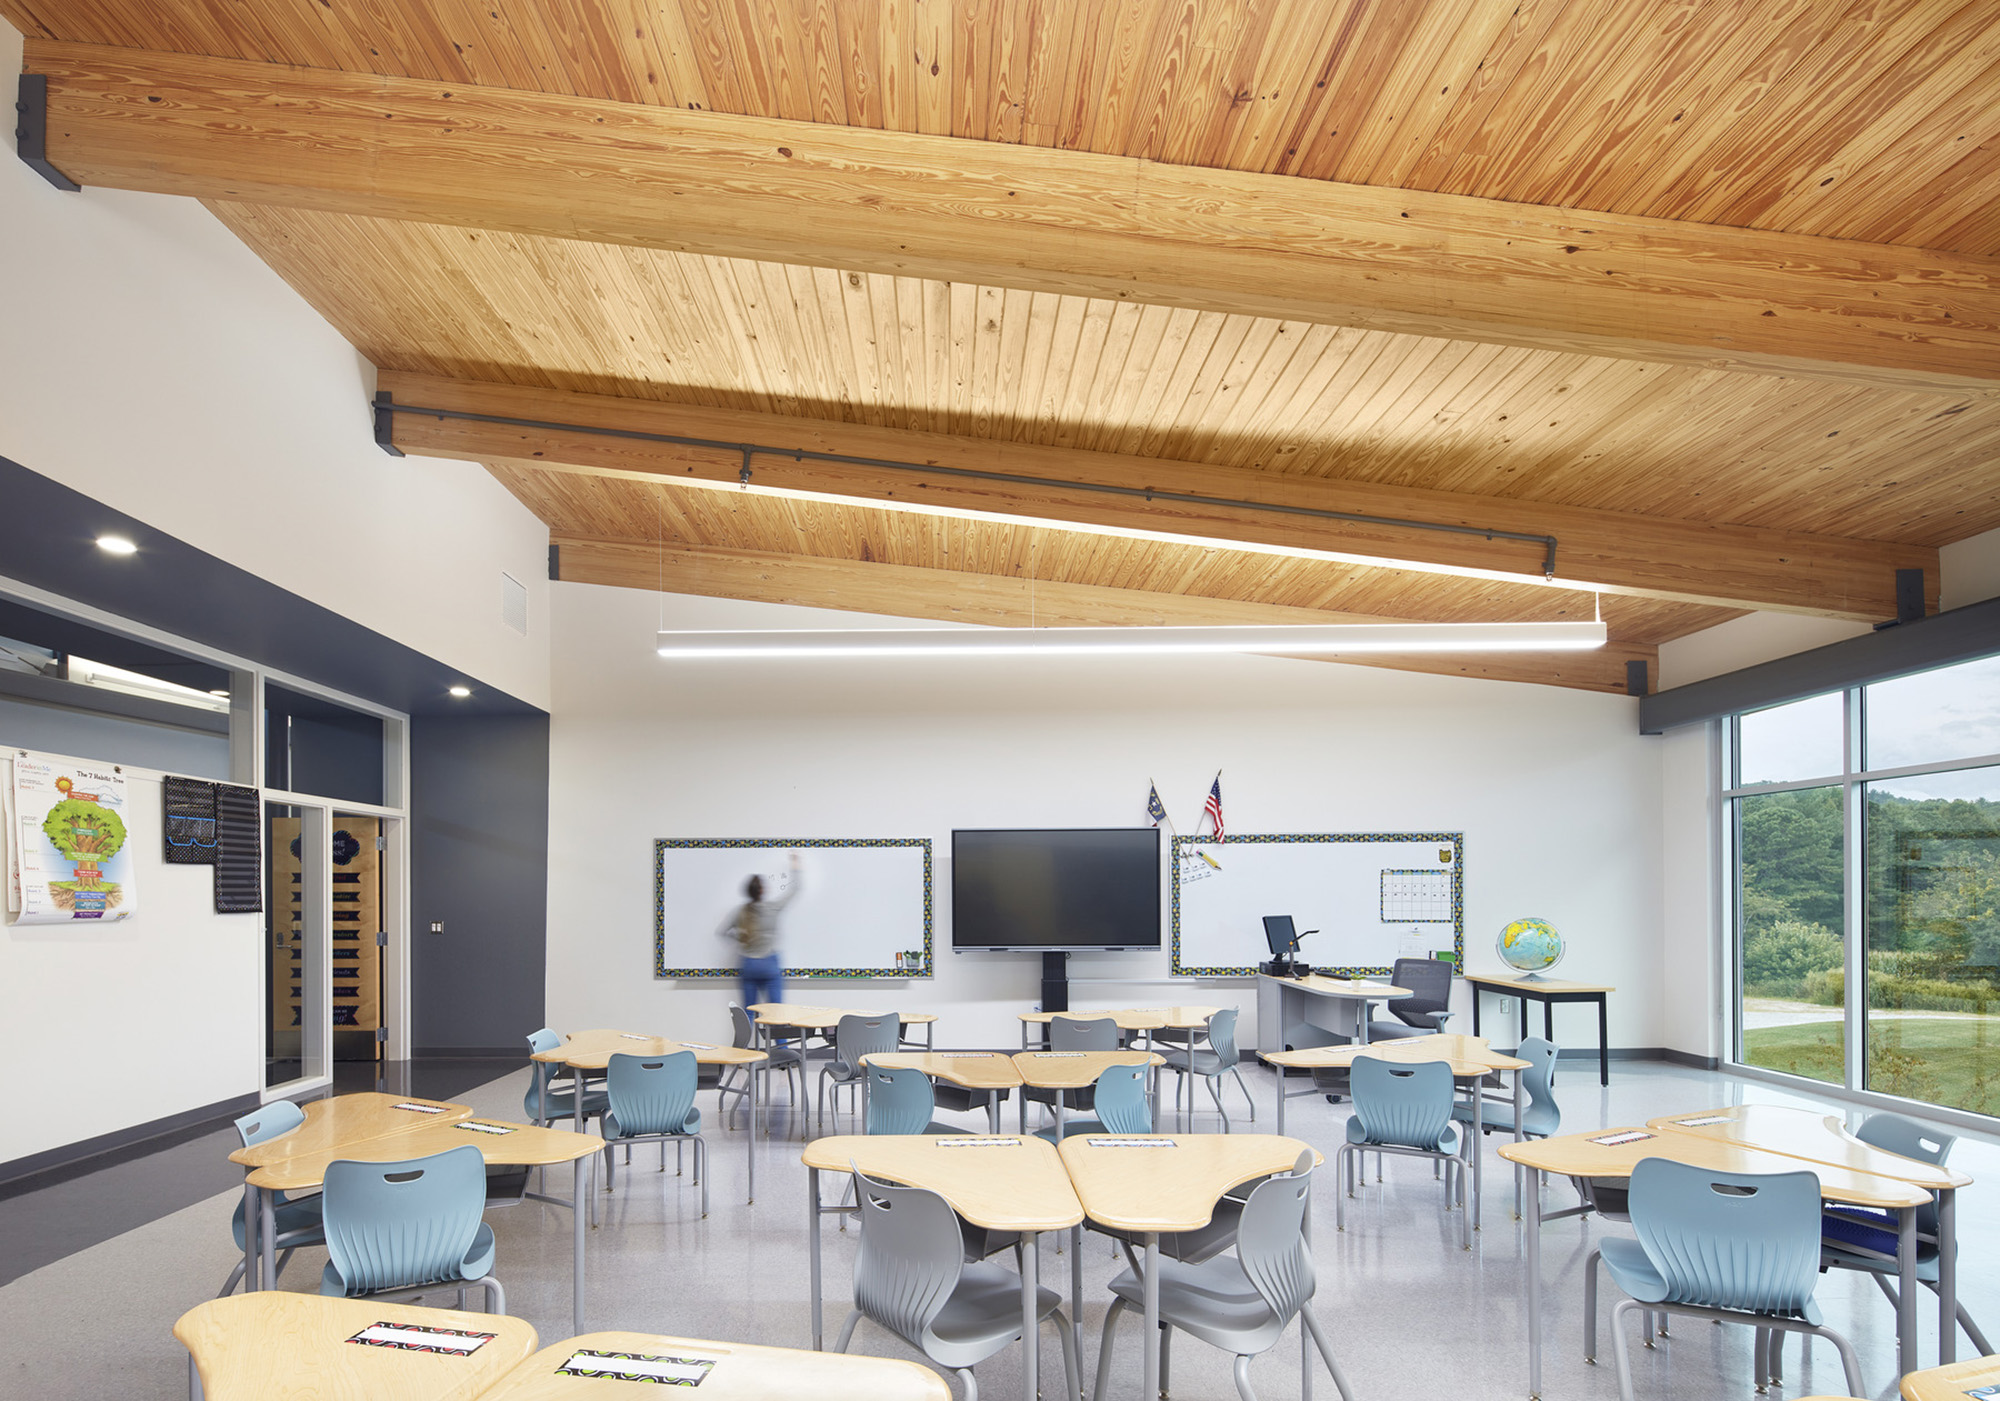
[1170,832,1464,978]
[653,837,934,980]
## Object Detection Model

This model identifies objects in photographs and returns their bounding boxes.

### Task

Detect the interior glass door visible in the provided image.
[331,811,385,1088]
[265,802,330,1092]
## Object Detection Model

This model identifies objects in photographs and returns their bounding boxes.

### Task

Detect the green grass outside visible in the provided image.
[1742,1016,2000,1116]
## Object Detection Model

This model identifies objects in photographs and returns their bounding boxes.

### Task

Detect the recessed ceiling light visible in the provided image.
[95,535,137,555]
[448,685,472,698]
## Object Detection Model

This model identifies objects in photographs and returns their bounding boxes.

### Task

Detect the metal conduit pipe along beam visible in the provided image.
[370,392,1561,578]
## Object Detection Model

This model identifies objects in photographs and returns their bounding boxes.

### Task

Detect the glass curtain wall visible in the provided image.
[1730,655,2000,1118]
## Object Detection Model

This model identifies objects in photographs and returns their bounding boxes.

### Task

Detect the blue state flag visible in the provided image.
[1146,783,1168,827]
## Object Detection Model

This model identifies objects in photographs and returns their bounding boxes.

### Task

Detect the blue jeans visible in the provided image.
[739,954,783,1012]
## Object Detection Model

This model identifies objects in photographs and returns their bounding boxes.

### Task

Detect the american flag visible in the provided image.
[1203,774,1224,842]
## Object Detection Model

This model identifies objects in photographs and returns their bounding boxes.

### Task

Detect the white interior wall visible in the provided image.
[1942,524,2000,610]
[547,583,1667,1054]
[0,17,551,715]
[0,752,261,1165]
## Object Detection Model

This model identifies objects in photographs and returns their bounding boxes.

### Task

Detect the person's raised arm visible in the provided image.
[768,852,803,911]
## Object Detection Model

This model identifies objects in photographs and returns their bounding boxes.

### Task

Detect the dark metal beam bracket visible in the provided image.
[15,75,81,192]
[373,396,1562,578]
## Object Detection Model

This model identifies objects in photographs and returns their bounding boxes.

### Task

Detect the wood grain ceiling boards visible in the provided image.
[8,0,2000,255]
[9,1,1995,689]
[218,204,2000,551]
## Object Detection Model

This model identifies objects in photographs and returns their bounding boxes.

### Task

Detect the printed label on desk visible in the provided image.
[1034,1052,1086,1058]
[1670,1115,1735,1127]
[556,1349,721,1385]
[390,1102,448,1115]
[1588,1131,1654,1146]
[1086,1137,1176,1148]
[677,1042,715,1050]
[935,1137,1020,1148]
[937,1052,993,1058]
[620,1034,653,1040]
[1961,1386,2000,1399]
[348,1322,495,1354]
[455,1121,519,1135]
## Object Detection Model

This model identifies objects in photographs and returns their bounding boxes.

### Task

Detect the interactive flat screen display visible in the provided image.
[951,828,1161,951]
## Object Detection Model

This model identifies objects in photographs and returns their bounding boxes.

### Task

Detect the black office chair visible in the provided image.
[1367,957,1455,1040]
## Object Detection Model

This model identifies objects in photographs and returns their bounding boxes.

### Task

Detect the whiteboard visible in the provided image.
[1171,832,1463,977]
[653,838,933,979]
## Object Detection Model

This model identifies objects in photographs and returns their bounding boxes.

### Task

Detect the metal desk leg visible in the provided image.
[809,1165,824,1350]
[1019,1089,1028,1136]
[1054,1099,1064,1142]
[1470,1104,1482,1237]
[1940,1187,1958,1364]
[1276,1073,1286,1137]
[260,1190,277,1291]
[1543,999,1553,1043]
[1596,995,1609,1086]
[1512,1070,1525,1218]
[990,1090,1002,1135]
[1526,1166,1544,1400]
[1472,988,1483,1038]
[188,1350,203,1400]
[747,1060,757,1204]
[574,1059,586,1137]
[1897,1203,1919,1375]
[573,1151,589,1335]
[241,1181,259,1293]
[1021,1230,1040,1401]
[1142,1234,1160,1401]
[1519,998,1529,1046]
[1070,1223,1083,1370]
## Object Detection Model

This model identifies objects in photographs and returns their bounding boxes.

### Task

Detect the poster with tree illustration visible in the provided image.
[7,750,138,924]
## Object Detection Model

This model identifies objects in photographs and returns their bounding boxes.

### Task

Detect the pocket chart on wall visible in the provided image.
[7,749,139,925]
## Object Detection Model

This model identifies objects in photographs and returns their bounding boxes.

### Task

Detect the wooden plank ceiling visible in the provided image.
[9,0,2000,692]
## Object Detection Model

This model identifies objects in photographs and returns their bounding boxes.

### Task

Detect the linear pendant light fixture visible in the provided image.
[656,621,1607,660]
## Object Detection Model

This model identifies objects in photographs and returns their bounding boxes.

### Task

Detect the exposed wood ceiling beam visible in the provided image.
[28,40,2000,397]
[556,535,1656,696]
[380,371,1935,622]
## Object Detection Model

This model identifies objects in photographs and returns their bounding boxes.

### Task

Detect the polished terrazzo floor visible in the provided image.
[3,1056,1994,1400]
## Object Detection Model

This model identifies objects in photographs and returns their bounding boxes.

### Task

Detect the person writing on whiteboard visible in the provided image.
[720,852,801,1011]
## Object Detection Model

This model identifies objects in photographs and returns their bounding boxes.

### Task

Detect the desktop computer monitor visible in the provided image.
[1262,915,1299,958]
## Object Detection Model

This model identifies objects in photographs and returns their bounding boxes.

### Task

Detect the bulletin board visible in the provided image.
[1171,832,1464,977]
[654,837,933,979]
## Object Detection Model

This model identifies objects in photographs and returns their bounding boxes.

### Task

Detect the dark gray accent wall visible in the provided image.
[410,713,549,1052]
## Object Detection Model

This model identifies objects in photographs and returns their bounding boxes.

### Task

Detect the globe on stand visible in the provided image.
[1496,917,1564,980]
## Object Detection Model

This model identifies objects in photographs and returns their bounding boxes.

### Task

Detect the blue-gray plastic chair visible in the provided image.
[1160,1008,1248,1131]
[601,1050,707,1217]
[818,1015,900,1131]
[1092,1149,1357,1401]
[720,1003,802,1130]
[865,1064,964,1136]
[319,1145,503,1312]
[1337,1055,1468,1248]
[1585,1157,1864,1401]
[523,1027,608,1128]
[1367,958,1456,1040]
[218,1100,324,1296]
[837,1165,1079,1401]
[1453,1036,1560,1139]
[1035,1061,1150,1143]
[1812,1114,1991,1359]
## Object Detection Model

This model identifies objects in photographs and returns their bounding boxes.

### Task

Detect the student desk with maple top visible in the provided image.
[480,1331,952,1400]
[243,1111,601,1336]
[1059,1133,1321,1401]
[175,1292,540,1401]
[228,1093,472,1303]
[1016,1005,1222,1050]
[1500,1125,1935,1398]
[1646,1104,1972,1370]
[1009,1050,1163,1138]
[531,1029,767,1195]
[860,1051,1025,1132]
[801,1133,1084,1401]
